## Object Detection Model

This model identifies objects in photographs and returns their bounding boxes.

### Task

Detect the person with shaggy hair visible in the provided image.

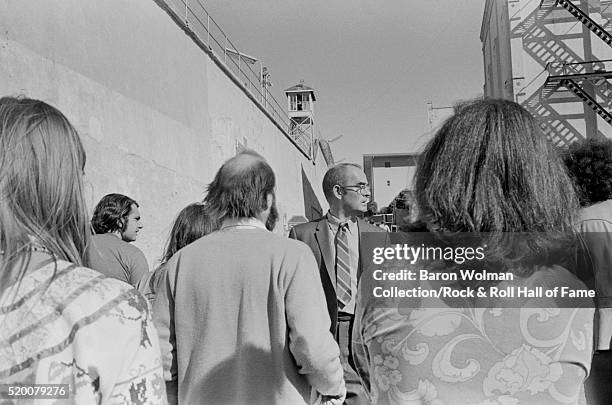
[564,137,612,404]
[88,193,149,286]
[353,99,594,405]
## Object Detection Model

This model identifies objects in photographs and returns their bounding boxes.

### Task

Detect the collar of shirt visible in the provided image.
[221,217,267,231]
[326,211,357,234]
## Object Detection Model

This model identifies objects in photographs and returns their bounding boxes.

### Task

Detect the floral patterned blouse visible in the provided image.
[0,259,167,404]
[353,265,595,405]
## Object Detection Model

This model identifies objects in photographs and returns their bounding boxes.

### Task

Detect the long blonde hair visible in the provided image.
[0,96,90,290]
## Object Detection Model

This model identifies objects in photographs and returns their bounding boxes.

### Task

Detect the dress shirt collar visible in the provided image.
[326,211,357,233]
[221,217,267,231]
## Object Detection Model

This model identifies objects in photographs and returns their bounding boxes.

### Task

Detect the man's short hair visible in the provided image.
[204,150,275,221]
[563,137,612,206]
[91,193,138,234]
[322,163,363,201]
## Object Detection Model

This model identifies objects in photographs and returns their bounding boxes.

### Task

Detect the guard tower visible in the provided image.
[285,81,316,156]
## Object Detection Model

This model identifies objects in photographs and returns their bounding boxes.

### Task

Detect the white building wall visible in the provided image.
[0,0,328,266]
[372,167,417,209]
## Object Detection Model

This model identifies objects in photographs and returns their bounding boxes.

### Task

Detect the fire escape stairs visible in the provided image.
[522,88,580,146]
[561,77,612,124]
[544,62,612,126]
[542,79,563,99]
[540,0,612,47]
[521,28,585,142]
[514,7,551,35]
[524,22,585,68]
[545,118,580,146]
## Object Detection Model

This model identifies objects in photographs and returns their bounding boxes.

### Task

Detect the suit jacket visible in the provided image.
[289,216,385,333]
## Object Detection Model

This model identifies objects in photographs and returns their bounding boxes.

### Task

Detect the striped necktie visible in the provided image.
[335,222,352,309]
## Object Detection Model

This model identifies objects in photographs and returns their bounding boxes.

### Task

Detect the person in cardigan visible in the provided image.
[0,96,165,403]
[88,193,149,287]
[290,163,385,405]
[153,150,346,405]
[563,137,612,404]
[352,99,594,405]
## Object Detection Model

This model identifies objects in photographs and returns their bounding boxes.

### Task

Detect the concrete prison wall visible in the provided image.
[0,0,328,266]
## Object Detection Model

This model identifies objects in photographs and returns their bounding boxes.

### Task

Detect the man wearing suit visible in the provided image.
[290,163,385,405]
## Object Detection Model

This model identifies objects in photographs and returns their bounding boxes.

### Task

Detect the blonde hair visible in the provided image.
[0,96,90,290]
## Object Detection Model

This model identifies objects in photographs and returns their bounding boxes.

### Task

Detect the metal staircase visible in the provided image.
[514,6,552,36]
[522,87,582,146]
[533,1,612,130]
[523,25,585,68]
[514,15,584,143]
[510,5,588,145]
[541,0,612,47]
[561,78,612,123]
[544,60,612,127]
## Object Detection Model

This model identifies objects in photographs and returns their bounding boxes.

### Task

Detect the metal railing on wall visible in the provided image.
[155,0,313,159]
[546,59,612,77]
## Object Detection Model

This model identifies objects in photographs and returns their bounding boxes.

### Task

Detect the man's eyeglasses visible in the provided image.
[340,184,371,196]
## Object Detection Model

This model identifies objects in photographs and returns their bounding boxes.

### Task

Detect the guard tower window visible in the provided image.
[290,94,305,111]
[289,93,312,112]
[297,94,303,111]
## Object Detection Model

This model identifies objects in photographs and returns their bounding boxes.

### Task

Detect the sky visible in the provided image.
[203,0,486,166]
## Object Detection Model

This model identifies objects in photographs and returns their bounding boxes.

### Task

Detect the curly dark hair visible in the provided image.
[91,193,138,234]
[563,137,612,206]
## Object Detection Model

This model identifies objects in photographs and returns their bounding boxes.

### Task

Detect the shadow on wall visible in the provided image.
[301,166,323,221]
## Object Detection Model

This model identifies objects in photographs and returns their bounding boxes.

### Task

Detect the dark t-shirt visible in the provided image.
[87,233,149,287]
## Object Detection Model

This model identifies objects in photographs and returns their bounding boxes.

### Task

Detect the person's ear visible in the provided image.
[266,193,273,210]
[332,185,344,200]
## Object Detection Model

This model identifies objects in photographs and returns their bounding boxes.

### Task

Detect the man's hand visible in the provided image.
[320,395,344,405]
[318,385,346,405]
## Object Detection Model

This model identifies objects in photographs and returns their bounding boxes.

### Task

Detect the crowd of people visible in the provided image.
[0,95,610,405]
